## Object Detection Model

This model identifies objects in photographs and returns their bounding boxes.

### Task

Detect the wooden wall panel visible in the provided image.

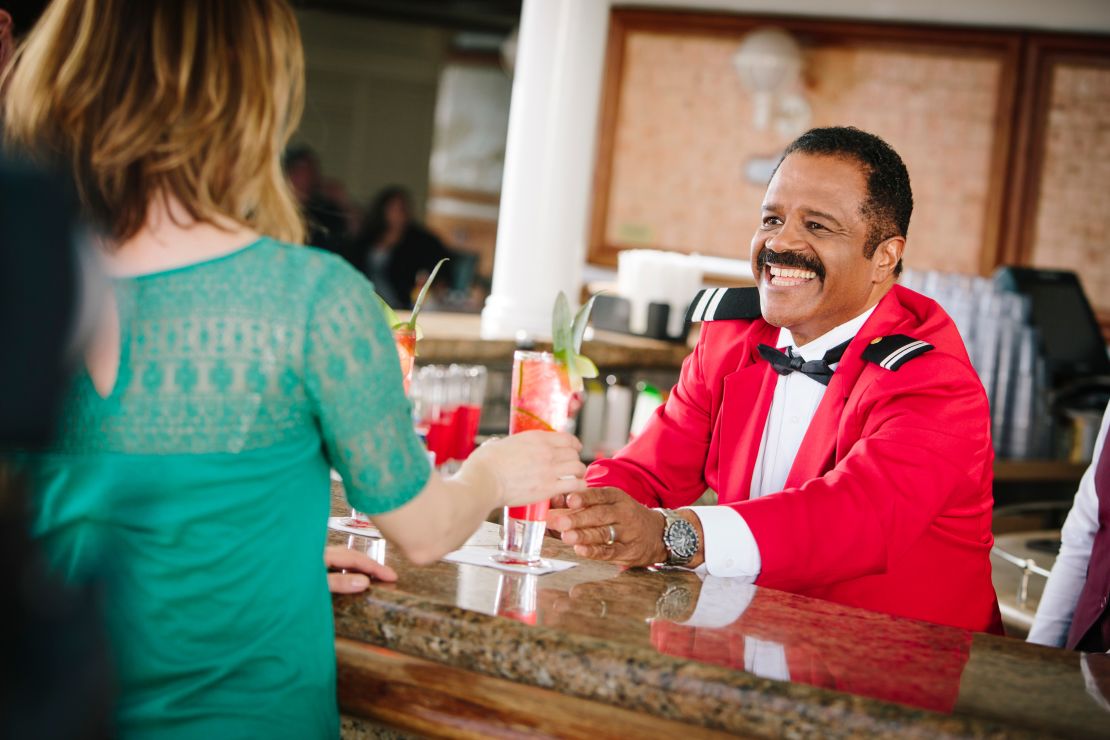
[590,11,1021,275]
[1025,56,1110,314]
[603,33,1004,274]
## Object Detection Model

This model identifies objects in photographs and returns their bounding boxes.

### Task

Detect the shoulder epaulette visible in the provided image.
[685,287,761,323]
[861,334,935,370]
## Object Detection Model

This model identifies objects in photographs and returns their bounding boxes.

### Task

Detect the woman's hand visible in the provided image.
[459,431,587,508]
[325,545,397,593]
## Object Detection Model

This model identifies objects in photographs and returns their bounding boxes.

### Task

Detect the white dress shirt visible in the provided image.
[687,306,877,578]
[1027,401,1110,648]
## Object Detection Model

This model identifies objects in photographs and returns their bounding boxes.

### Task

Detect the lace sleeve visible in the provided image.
[305,259,431,515]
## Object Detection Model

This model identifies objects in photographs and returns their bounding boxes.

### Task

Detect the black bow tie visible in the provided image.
[756,338,853,386]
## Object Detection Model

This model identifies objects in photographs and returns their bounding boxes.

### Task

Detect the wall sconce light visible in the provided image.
[732,27,811,136]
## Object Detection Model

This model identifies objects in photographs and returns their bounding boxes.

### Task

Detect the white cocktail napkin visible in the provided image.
[327,521,577,575]
[327,516,383,538]
[442,546,577,576]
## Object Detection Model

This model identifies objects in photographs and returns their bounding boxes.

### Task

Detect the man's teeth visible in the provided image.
[768,266,817,280]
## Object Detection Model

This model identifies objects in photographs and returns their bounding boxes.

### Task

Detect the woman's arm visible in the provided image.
[1027,404,1108,646]
[307,259,585,565]
[374,432,585,564]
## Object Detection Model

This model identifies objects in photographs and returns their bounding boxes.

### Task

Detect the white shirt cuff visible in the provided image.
[680,575,756,628]
[687,505,762,578]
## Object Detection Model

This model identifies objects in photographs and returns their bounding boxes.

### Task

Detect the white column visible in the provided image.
[480,0,611,340]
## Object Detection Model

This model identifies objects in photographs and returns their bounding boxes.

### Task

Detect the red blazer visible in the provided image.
[587,285,1003,634]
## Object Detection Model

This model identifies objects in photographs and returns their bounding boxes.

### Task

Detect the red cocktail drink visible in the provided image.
[393,327,417,396]
[497,351,577,565]
[425,405,457,466]
[453,403,483,460]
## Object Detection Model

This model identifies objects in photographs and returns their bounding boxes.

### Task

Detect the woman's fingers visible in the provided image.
[552,476,589,496]
[549,431,583,450]
[555,459,587,478]
[327,572,371,593]
[471,428,591,507]
[324,545,397,586]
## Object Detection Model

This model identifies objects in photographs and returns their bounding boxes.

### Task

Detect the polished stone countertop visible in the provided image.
[328,487,1110,738]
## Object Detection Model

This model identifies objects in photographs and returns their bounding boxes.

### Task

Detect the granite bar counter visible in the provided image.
[327,486,1110,738]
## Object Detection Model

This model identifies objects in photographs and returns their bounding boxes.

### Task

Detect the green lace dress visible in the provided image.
[28,238,430,739]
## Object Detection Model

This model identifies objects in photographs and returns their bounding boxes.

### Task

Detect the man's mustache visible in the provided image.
[756,247,826,281]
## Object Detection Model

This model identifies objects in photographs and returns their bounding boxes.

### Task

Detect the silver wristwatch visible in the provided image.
[660,509,699,567]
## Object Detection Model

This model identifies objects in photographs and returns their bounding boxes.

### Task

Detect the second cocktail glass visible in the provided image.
[393,326,417,396]
[495,350,578,565]
[348,327,416,528]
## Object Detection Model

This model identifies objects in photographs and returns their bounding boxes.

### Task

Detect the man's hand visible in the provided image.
[547,487,670,567]
[325,545,397,593]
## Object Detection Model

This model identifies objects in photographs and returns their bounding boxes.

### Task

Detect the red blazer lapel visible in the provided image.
[786,370,850,486]
[716,325,778,504]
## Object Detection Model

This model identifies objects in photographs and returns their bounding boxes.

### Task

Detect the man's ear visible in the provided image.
[872,236,905,282]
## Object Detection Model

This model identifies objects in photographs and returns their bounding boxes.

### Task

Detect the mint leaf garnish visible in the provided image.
[551,291,599,392]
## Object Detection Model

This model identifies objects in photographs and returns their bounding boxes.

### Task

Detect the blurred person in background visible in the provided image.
[2,4,114,739]
[3,1,585,738]
[349,185,455,309]
[0,153,113,740]
[283,144,350,255]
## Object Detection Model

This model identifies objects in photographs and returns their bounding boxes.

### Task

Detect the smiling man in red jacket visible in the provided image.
[550,126,1002,634]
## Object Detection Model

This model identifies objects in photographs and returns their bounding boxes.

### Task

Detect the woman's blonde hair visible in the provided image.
[2,0,306,244]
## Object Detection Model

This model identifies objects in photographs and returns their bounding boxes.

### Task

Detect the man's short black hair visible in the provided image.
[779,126,912,275]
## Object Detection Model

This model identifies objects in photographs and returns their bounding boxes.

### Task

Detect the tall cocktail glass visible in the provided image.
[452,364,487,462]
[495,350,576,565]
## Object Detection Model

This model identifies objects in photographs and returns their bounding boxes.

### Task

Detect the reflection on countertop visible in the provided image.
[328,486,1110,738]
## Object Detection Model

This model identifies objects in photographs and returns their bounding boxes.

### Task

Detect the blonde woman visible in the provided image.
[3,1,585,737]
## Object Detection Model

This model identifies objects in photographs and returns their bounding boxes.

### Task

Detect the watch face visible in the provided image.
[664,518,698,560]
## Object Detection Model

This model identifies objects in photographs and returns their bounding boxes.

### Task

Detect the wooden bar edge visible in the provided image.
[335,637,741,740]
